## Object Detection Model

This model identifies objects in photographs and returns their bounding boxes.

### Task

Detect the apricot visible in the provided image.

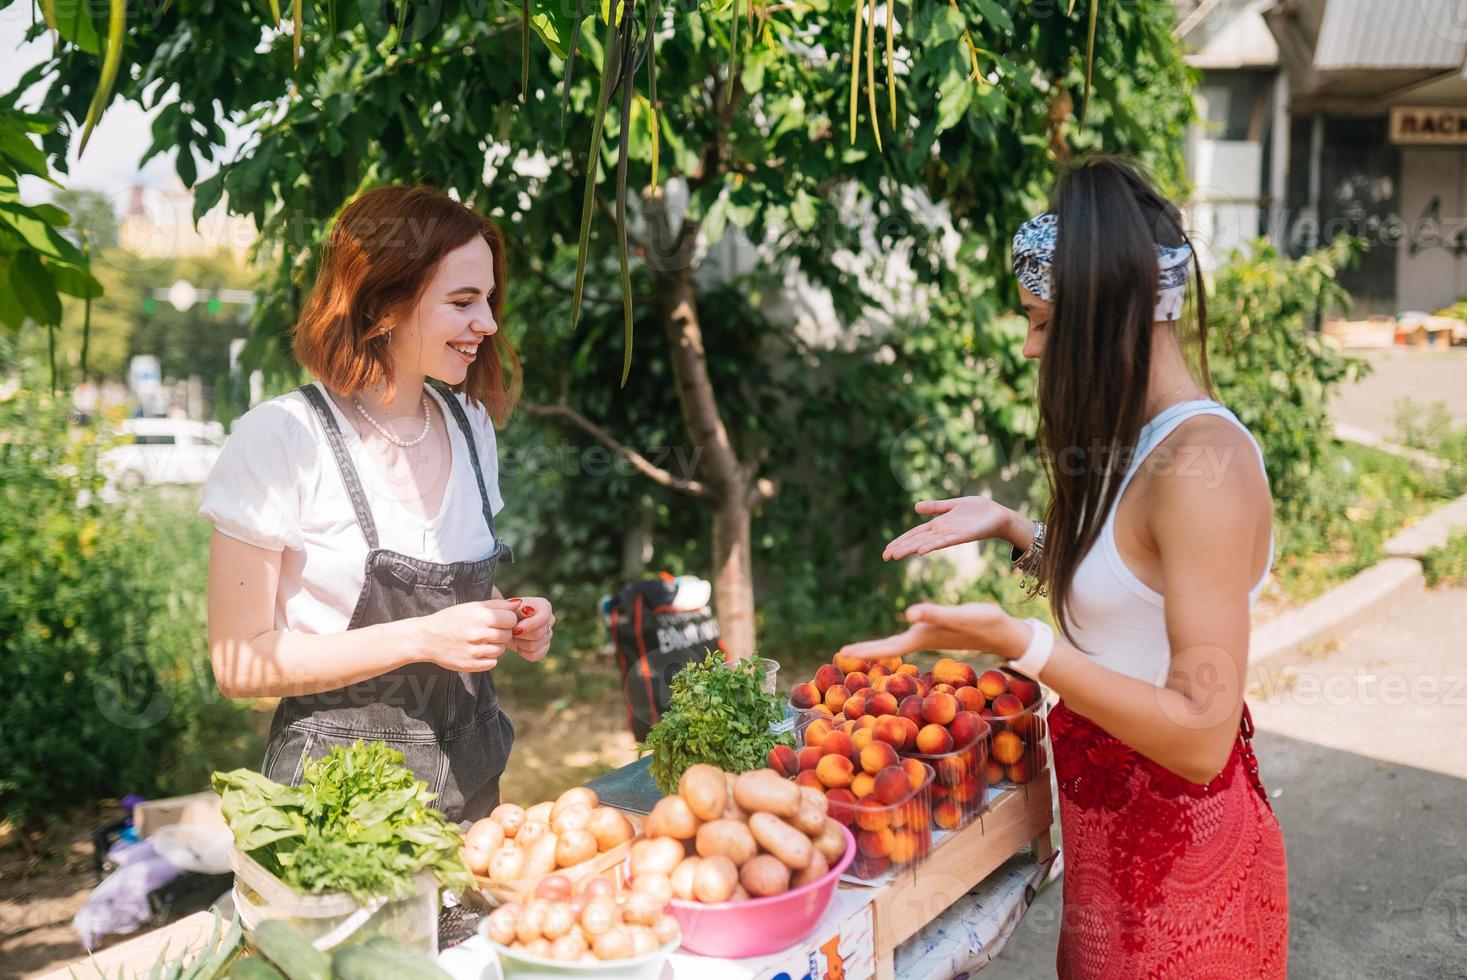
[921,692,959,726]
[865,692,899,717]
[833,652,866,675]
[873,715,908,750]
[851,772,876,799]
[858,827,895,859]
[916,724,954,755]
[885,673,917,701]
[795,770,824,791]
[948,711,986,750]
[791,682,821,709]
[814,663,844,694]
[956,686,986,714]
[816,754,855,790]
[933,799,964,830]
[803,718,833,748]
[825,788,858,825]
[861,741,900,775]
[854,801,891,833]
[991,730,1024,766]
[901,758,927,792]
[844,670,870,692]
[977,670,1009,699]
[991,693,1024,717]
[851,728,874,753]
[768,744,799,777]
[842,696,866,721]
[1008,676,1041,707]
[824,683,851,713]
[873,766,911,805]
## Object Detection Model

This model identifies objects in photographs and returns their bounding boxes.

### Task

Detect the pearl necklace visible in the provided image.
[353,392,432,448]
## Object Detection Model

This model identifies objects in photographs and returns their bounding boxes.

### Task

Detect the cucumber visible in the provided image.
[331,945,453,980]
[227,957,286,980]
[362,934,424,959]
[248,921,331,980]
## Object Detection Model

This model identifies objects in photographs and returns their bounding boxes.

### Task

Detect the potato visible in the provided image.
[551,803,592,835]
[692,855,738,903]
[721,773,748,821]
[694,819,758,866]
[813,818,848,865]
[730,884,751,902]
[669,857,701,901]
[791,797,826,836]
[523,937,552,959]
[466,817,506,854]
[518,900,551,943]
[630,928,660,957]
[491,804,526,838]
[798,786,829,815]
[525,800,555,825]
[580,897,618,937]
[733,769,801,819]
[621,890,665,927]
[792,849,830,888]
[550,933,586,962]
[488,844,525,881]
[542,903,576,940]
[632,871,673,909]
[525,834,560,877]
[748,812,813,870]
[533,874,574,902]
[556,828,597,868]
[739,854,791,897]
[553,787,599,820]
[463,843,492,876]
[677,764,727,822]
[648,796,700,841]
[588,807,635,852]
[517,819,550,847]
[630,836,685,878]
[485,903,522,945]
[593,930,633,960]
[652,914,680,947]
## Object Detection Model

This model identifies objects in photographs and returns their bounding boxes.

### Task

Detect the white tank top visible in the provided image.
[1064,399,1273,687]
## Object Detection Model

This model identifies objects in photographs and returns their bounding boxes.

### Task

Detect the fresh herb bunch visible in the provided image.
[643,652,793,795]
[212,740,473,901]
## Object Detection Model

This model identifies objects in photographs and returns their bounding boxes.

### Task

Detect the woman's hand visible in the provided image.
[882,497,1031,561]
[838,603,1032,661]
[416,599,521,672]
[507,597,555,663]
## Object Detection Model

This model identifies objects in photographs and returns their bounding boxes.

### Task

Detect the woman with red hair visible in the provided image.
[202,185,552,821]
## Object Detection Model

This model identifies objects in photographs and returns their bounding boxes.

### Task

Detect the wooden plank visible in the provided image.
[866,779,1053,964]
[40,911,220,980]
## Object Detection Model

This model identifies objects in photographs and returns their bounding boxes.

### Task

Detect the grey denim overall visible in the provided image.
[259,381,515,822]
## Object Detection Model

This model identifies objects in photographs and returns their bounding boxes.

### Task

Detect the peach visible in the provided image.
[816,754,855,790]
[824,683,851,713]
[856,714,879,731]
[896,663,920,677]
[865,691,899,717]
[977,670,1009,699]
[856,855,890,878]
[1008,676,1041,707]
[873,715,908,750]
[904,801,931,833]
[852,728,875,753]
[880,656,904,673]
[803,718,833,748]
[873,766,910,805]
[870,674,890,693]
[991,730,1024,766]
[838,719,857,735]
[797,745,823,772]
[768,744,799,777]
[991,693,1024,717]
[833,652,866,675]
[813,704,835,718]
[821,731,855,761]
[890,829,920,864]
[916,723,954,755]
[919,671,935,689]
[791,682,821,709]
[901,758,928,792]
[884,673,917,701]
[948,776,981,803]
[983,760,1005,784]
[1006,758,1037,783]
[934,658,977,688]
[914,680,930,698]
[842,695,866,721]
[948,711,986,750]
[857,827,895,859]
[935,757,967,788]
[898,717,920,751]
[814,663,844,694]
[956,686,986,714]
[867,664,890,680]
[861,741,900,775]
[851,772,876,800]
[844,670,870,692]
[795,769,824,791]
[931,683,957,696]
[854,801,891,833]
[899,695,926,727]
[826,788,858,825]
[921,692,959,726]
[933,799,964,830]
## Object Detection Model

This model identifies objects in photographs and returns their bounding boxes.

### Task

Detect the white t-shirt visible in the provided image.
[199,380,505,636]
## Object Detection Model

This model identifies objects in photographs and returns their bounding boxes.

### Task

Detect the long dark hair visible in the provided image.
[1034,156,1211,642]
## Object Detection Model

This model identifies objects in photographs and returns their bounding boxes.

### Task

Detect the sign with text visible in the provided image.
[1391,106,1467,145]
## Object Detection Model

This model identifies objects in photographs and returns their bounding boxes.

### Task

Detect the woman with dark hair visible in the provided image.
[842,157,1288,977]
[202,185,554,822]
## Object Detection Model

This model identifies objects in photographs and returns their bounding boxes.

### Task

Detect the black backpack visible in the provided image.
[608,577,723,739]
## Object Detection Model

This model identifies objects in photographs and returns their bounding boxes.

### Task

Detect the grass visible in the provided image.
[1422,531,1467,586]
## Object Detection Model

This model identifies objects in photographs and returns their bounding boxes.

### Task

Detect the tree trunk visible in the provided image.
[712,494,755,660]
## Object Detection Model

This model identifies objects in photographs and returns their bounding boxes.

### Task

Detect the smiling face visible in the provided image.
[1018,285,1052,360]
[386,234,499,387]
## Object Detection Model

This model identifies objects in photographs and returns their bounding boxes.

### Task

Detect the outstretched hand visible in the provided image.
[838,603,1031,661]
[882,497,1021,561]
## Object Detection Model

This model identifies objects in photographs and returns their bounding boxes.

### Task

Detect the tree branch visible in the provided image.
[522,401,714,499]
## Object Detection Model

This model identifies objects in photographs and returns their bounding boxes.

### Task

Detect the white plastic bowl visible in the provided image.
[483,932,679,980]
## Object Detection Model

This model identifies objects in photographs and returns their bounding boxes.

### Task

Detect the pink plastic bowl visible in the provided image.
[664,824,856,958]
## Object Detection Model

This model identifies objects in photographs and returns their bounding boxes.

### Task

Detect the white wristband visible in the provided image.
[1009,618,1054,680]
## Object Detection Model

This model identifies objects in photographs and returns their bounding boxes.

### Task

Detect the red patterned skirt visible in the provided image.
[1049,700,1289,979]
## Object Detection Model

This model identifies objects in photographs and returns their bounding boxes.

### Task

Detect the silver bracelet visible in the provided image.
[1011,520,1046,595]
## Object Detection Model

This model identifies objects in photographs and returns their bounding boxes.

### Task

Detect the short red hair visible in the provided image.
[292,185,521,425]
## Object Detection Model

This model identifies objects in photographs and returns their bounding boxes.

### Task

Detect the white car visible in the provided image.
[103,418,225,490]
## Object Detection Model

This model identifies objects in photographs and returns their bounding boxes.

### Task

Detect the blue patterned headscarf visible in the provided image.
[1012,211,1193,322]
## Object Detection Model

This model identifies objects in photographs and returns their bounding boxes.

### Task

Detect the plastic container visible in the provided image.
[826,763,934,882]
[664,823,856,958]
[904,716,992,830]
[486,934,681,979]
[231,848,439,954]
[988,670,1051,788]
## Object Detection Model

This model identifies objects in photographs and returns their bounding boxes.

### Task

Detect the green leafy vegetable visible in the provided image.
[642,652,792,795]
[211,741,473,902]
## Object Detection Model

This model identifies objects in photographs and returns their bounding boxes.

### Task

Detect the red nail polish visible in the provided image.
[513,627,523,636]
[508,597,523,606]
[520,605,535,617]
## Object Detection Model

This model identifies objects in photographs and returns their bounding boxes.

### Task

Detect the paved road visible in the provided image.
[978,587,1467,980]
[1330,347,1467,437]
